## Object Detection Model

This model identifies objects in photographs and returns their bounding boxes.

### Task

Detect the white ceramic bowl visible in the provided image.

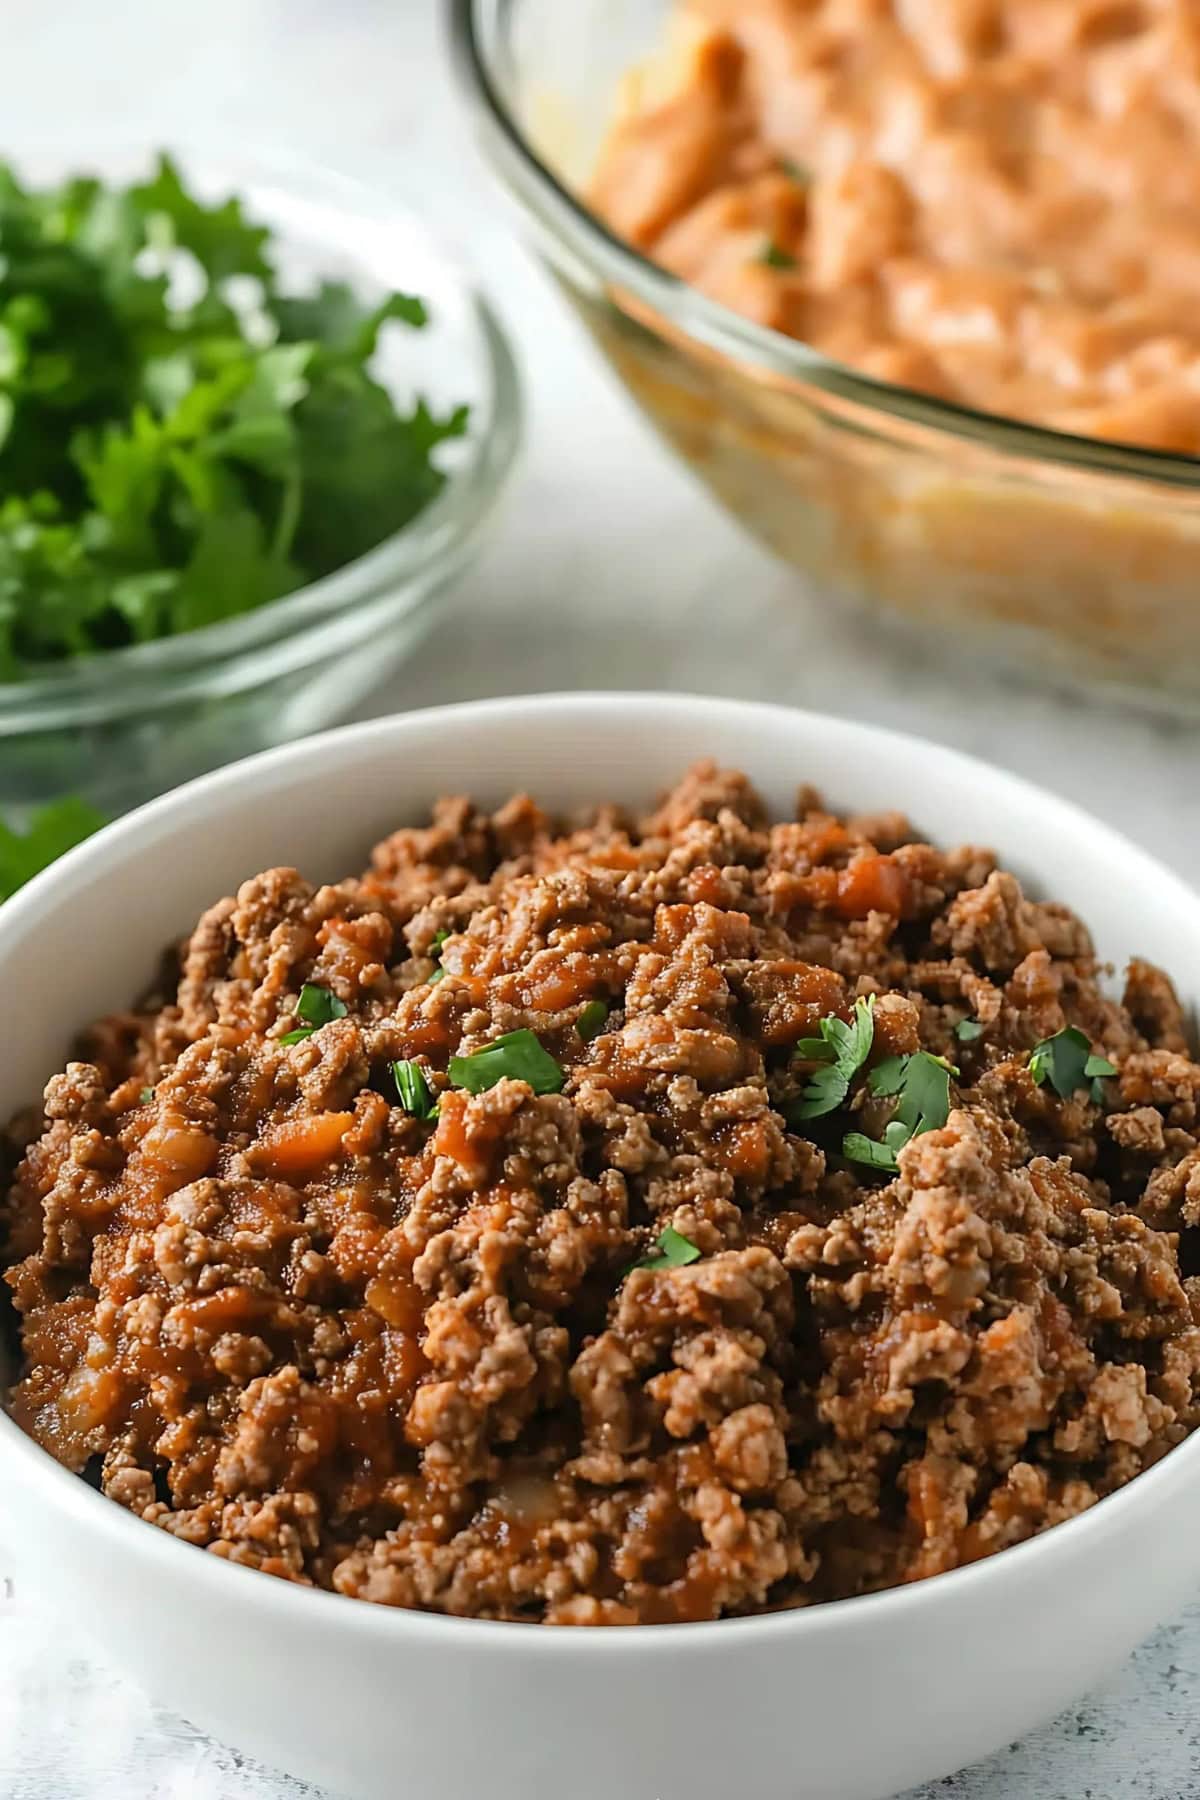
[2,693,1198,1800]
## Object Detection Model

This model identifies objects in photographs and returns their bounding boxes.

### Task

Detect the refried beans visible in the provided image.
[592,0,1200,453]
[5,763,1200,1624]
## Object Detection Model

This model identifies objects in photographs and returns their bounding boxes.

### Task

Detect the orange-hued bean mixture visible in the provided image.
[593,0,1200,451]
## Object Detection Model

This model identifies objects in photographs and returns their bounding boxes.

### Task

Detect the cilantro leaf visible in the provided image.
[0,153,469,676]
[392,1059,435,1119]
[868,1055,909,1098]
[1029,1027,1113,1101]
[788,996,876,1121]
[759,240,797,270]
[0,795,105,900]
[577,999,609,1042]
[278,983,347,1046]
[273,282,427,360]
[632,1226,702,1273]
[448,1029,564,1097]
[843,1051,957,1174]
[129,153,274,284]
[843,1130,902,1172]
[295,984,347,1027]
[955,1018,985,1042]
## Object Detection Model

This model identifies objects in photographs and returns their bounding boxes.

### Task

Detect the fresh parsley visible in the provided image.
[279,982,347,1044]
[577,999,609,1042]
[427,928,451,985]
[0,154,469,678]
[632,1225,702,1273]
[447,1029,564,1096]
[844,1050,957,1173]
[759,239,797,271]
[955,1018,985,1042]
[138,1085,156,1104]
[0,796,104,900]
[392,1058,435,1120]
[1029,1027,1117,1103]
[295,984,347,1026]
[788,996,876,1121]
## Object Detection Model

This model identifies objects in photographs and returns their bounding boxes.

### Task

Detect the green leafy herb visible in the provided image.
[632,1225,702,1273]
[759,239,797,271]
[392,1058,435,1120]
[138,1085,155,1104]
[843,1123,911,1170]
[778,156,809,183]
[788,996,876,1121]
[448,1029,564,1097]
[295,984,347,1027]
[1029,1027,1116,1102]
[0,153,469,678]
[955,1018,985,1042]
[844,1050,957,1173]
[867,1054,909,1098]
[426,927,451,985]
[279,982,347,1045]
[0,795,105,899]
[577,999,609,1042]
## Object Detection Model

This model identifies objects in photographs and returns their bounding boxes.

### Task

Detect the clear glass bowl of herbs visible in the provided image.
[0,142,520,844]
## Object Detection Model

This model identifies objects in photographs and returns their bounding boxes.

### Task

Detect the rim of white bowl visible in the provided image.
[3,689,1199,1651]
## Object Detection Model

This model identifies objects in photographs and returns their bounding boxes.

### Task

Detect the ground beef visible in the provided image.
[5,763,1200,1625]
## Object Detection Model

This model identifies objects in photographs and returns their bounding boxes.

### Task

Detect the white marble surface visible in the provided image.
[3,2,1200,1796]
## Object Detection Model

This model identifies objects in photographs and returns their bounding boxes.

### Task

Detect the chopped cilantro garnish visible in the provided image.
[0,797,105,901]
[392,1059,435,1120]
[844,1050,957,1173]
[955,1018,985,1042]
[425,928,452,985]
[0,153,469,679]
[295,984,347,1027]
[577,1000,609,1042]
[632,1225,702,1273]
[138,1085,155,1104]
[867,1054,909,1097]
[843,1123,911,1171]
[448,1029,564,1096]
[779,156,809,182]
[788,996,876,1121]
[759,239,797,271]
[279,983,347,1045]
[1029,1027,1117,1103]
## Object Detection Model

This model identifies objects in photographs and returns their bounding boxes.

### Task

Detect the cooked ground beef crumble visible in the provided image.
[5,763,1200,1625]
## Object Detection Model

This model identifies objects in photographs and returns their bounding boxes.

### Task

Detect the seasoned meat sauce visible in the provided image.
[5,764,1200,1624]
[593,0,1200,452]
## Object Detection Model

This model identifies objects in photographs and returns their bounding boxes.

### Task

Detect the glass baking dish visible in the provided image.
[452,0,1200,714]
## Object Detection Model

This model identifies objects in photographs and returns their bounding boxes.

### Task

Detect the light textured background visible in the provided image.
[2,2,1200,1796]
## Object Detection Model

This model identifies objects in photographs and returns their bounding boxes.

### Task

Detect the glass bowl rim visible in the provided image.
[451,0,1200,490]
[0,134,523,717]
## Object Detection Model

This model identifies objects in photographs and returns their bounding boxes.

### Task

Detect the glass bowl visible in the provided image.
[452,0,1200,714]
[0,141,521,822]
